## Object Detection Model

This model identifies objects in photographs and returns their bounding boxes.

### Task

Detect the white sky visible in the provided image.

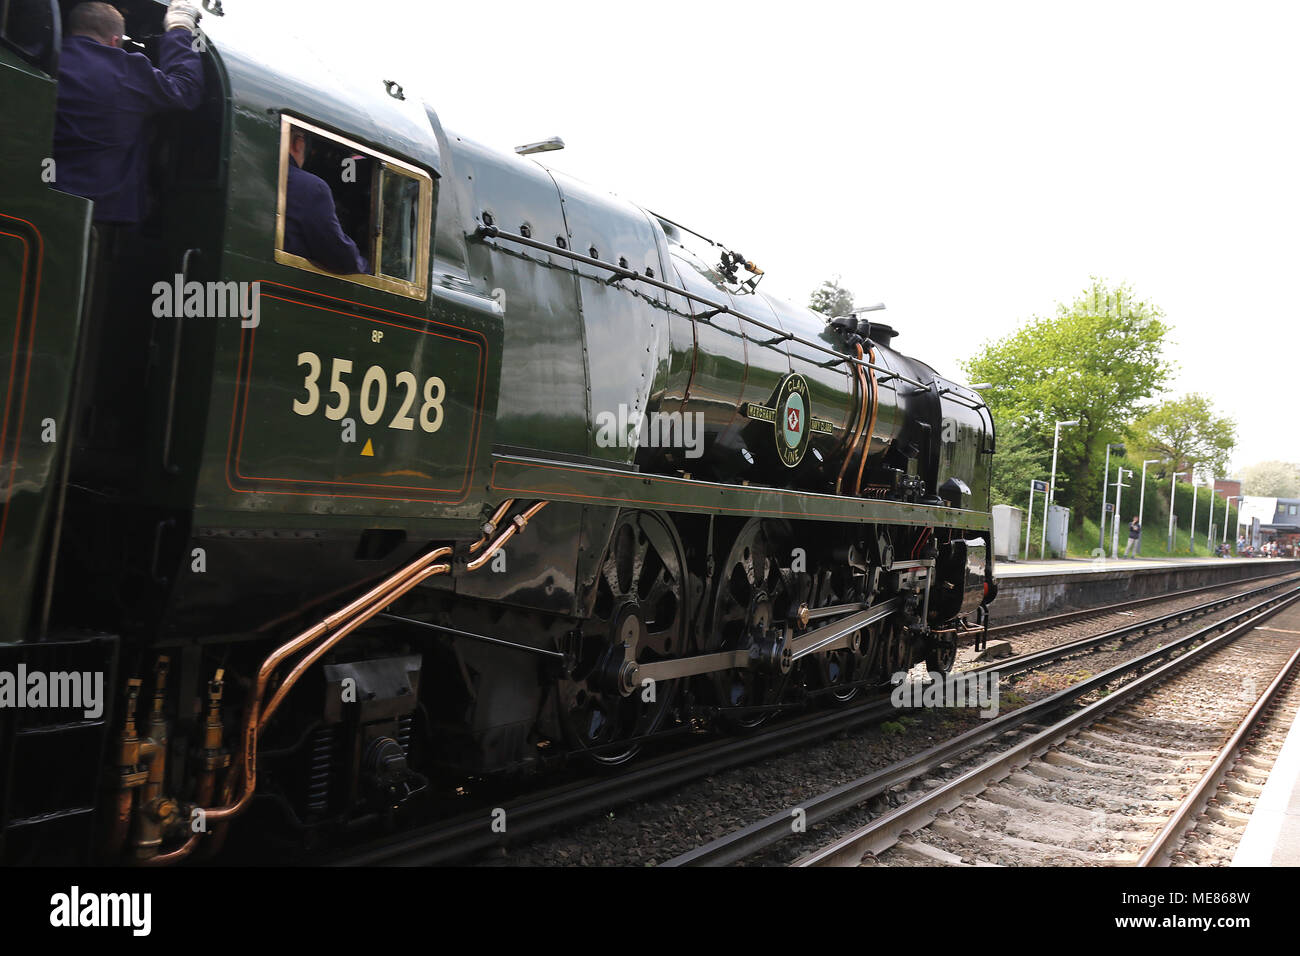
[252,0,1298,472]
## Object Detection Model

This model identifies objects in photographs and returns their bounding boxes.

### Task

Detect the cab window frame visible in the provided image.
[274,114,433,300]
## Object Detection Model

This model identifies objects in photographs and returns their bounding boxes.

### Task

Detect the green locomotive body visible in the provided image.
[0,0,994,863]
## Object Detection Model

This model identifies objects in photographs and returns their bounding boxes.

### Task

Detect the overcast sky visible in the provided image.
[257,0,1298,473]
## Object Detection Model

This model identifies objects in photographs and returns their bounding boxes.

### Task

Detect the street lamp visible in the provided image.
[1138,459,1163,556]
[1167,471,1186,552]
[1205,477,1218,551]
[1042,419,1079,559]
[1225,495,1242,548]
[1099,442,1124,553]
[1024,478,1048,561]
[1111,467,1132,558]
[1189,472,1199,555]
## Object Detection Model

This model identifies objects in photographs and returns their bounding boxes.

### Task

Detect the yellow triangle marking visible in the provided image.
[361,439,374,457]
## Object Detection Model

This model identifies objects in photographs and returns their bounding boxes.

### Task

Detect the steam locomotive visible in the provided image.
[0,0,994,863]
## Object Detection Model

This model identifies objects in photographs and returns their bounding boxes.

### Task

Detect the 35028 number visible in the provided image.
[292,352,445,433]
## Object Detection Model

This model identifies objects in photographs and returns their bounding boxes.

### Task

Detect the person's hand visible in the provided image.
[164,0,203,33]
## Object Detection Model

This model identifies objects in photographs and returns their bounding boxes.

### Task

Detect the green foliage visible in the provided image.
[807,275,855,317]
[1065,481,1239,557]
[1127,393,1236,479]
[1240,460,1300,497]
[962,278,1171,518]
[989,418,1051,509]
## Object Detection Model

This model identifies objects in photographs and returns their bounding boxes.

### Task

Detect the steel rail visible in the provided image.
[793,586,1300,867]
[664,581,1300,866]
[1138,642,1300,867]
[326,695,904,866]
[338,580,1292,867]
[966,574,1300,680]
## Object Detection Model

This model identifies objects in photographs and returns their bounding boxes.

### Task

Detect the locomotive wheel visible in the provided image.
[555,511,686,765]
[924,633,958,677]
[706,518,795,730]
[804,570,864,705]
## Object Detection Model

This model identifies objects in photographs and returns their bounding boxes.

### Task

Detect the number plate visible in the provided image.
[227,285,488,502]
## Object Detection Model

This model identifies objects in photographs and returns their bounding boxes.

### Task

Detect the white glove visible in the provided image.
[164,0,202,33]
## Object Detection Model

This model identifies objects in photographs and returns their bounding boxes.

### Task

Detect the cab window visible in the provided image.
[275,116,432,299]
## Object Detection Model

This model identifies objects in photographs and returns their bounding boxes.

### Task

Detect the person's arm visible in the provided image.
[299,176,370,275]
[120,20,205,113]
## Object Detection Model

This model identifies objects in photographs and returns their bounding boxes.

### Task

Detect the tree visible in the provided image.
[808,276,854,317]
[961,278,1171,517]
[1240,461,1300,497]
[1127,393,1236,480]
[988,418,1052,510]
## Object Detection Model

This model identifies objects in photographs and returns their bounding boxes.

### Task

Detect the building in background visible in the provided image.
[1237,496,1300,552]
[1266,498,1300,552]
[1238,496,1276,548]
[1214,477,1242,501]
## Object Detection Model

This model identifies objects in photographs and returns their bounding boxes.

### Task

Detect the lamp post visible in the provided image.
[1111,467,1132,558]
[1167,471,1186,552]
[1024,478,1047,561]
[1099,442,1123,553]
[1138,459,1163,556]
[1041,419,1079,559]
[1189,472,1199,555]
[1225,495,1242,548]
[1205,478,1218,551]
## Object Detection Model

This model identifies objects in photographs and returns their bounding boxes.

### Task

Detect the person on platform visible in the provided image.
[283,129,370,275]
[52,1,206,224]
[1123,515,1140,557]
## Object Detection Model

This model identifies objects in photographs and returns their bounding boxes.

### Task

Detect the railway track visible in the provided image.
[663,579,1300,865]
[790,589,1300,867]
[318,574,1297,866]
[1171,640,1300,866]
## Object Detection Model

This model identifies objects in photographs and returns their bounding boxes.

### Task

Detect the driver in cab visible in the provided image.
[284,129,370,275]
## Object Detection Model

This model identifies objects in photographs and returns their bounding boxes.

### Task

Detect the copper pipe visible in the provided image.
[854,346,879,495]
[160,501,546,862]
[259,560,452,730]
[834,344,869,495]
[103,678,143,859]
[133,657,172,859]
[214,506,541,820]
[206,545,453,824]
[466,501,548,571]
[264,505,542,757]
[469,499,515,553]
[142,832,200,866]
[194,669,228,808]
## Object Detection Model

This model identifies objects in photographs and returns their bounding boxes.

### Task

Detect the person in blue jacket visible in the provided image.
[284,129,371,275]
[52,1,206,224]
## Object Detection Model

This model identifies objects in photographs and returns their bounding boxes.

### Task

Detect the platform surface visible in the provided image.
[1232,640,1300,867]
[994,556,1294,579]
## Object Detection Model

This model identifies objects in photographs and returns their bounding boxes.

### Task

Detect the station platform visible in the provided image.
[1232,653,1300,867]
[986,557,1300,626]
[993,555,1281,579]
